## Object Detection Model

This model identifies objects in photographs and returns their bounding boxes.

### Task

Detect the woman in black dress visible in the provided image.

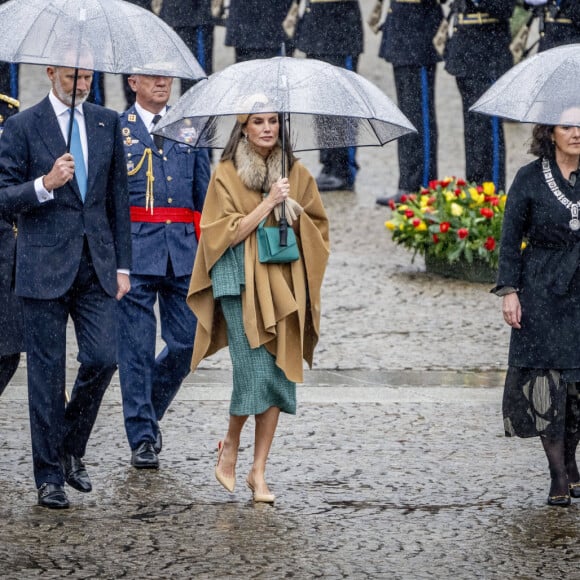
[495,110,580,506]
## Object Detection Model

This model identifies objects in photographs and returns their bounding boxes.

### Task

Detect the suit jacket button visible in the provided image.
[167,198,173,204]
[165,220,171,225]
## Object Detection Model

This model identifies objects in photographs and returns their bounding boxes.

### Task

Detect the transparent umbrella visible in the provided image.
[154,56,415,245]
[0,0,206,79]
[0,0,206,148]
[153,56,416,151]
[470,44,580,126]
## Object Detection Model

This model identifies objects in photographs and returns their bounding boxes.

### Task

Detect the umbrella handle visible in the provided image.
[279,110,288,245]
[65,69,79,153]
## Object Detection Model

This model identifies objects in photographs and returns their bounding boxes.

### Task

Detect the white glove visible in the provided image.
[367,0,384,35]
[273,198,303,227]
[525,0,548,6]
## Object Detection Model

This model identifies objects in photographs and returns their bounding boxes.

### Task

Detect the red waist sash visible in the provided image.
[130,206,201,240]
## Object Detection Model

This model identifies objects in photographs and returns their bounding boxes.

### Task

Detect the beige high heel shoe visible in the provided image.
[246,476,275,504]
[215,441,235,493]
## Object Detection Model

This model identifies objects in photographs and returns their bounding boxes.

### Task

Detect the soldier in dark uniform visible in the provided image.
[0,1,18,105]
[225,0,293,62]
[118,74,210,469]
[160,0,215,94]
[0,94,22,397]
[524,0,580,51]
[445,0,515,192]
[295,0,364,191]
[376,0,444,206]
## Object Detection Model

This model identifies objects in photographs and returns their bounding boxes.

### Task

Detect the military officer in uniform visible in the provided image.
[0,93,22,397]
[159,0,215,94]
[295,0,364,192]
[376,0,444,206]
[118,74,210,469]
[524,0,580,51]
[444,0,515,192]
[225,0,293,62]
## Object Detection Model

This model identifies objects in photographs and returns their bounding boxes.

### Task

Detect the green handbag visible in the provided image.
[256,219,299,264]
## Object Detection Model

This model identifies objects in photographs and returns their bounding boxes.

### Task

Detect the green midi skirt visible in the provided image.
[220,295,296,416]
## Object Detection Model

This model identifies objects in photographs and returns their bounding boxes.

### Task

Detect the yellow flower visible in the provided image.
[444,191,455,202]
[450,202,463,216]
[469,187,484,205]
[499,194,507,210]
[416,221,428,231]
[399,223,405,231]
[385,221,396,231]
[482,182,495,195]
[521,241,527,250]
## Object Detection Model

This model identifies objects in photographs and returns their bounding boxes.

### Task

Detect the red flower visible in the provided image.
[432,234,440,244]
[412,218,421,228]
[484,236,496,251]
[476,185,484,193]
[388,199,396,210]
[408,193,417,201]
[480,207,494,219]
[441,178,453,187]
[454,188,462,196]
[458,228,469,240]
[404,209,415,218]
[439,221,451,233]
[400,194,408,203]
[429,180,439,190]
[456,179,466,186]
[488,196,500,206]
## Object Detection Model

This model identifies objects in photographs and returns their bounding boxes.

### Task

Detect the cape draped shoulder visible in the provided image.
[187,156,330,383]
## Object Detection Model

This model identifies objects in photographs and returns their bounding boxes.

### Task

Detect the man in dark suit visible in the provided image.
[118,74,209,469]
[0,64,131,509]
[159,0,215,93]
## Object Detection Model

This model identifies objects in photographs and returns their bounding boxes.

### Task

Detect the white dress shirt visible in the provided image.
[34,91,88,202]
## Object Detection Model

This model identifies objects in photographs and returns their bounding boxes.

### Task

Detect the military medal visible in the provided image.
[542,159,580,231]
[570,204,580,231]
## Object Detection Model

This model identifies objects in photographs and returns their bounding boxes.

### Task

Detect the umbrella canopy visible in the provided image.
[470,44,580,126]
[153,56,416,151]
[0,0,206,79]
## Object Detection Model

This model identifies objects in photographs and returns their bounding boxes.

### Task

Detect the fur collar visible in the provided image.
[234,139,285,192]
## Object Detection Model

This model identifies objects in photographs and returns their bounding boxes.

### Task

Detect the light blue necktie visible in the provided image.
[69,113,87,201]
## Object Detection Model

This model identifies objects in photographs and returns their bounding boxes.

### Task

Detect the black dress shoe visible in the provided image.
[547,494,571,507]
[569,482,580,498]
[316,173,350,192]
[62,454,92,493]
[38,483,69,509]
[376,190,409,207]
[131,441,159,469]
[154,428,162,454]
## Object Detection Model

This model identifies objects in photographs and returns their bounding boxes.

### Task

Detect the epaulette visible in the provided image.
[0,94,19,109]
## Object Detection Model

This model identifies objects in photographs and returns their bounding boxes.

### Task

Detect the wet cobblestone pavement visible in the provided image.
[2,3,579,579]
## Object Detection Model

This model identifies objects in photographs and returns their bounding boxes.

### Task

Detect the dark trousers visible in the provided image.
[175,25,215,93]
[393,65,438,192]
[0,352,20,397]
[22,242,117,488]
[307,53,359,186]
[117,268,196,450]
[456,75,505,192]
